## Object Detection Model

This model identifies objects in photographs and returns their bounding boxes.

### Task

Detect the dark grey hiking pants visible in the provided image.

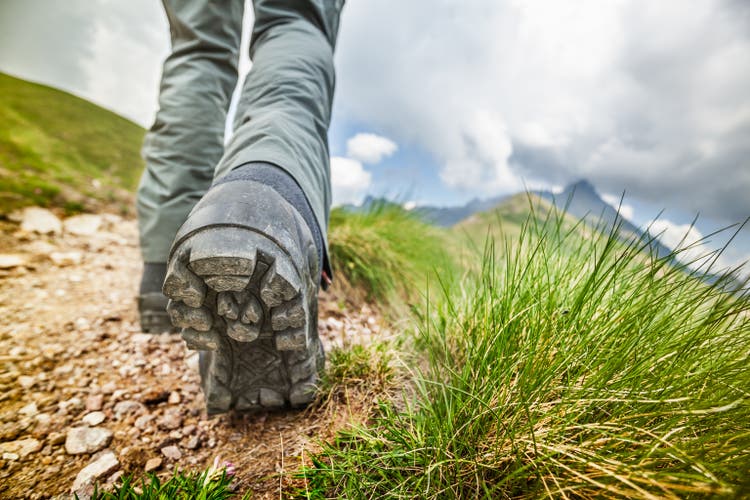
[137,0,343,264]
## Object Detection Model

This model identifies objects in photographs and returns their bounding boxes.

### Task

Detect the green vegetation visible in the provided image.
[12,74,747,498]
[303,205,750,498]
[328,202,456,305]
[89,462,246,500]
[322,343,394,391]
[0,72,145,214]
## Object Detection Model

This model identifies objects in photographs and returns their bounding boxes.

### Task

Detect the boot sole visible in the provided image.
[163,222,322,414]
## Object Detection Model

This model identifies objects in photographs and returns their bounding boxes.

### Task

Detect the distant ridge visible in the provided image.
[534,180,673,258]
[370,178,673,258]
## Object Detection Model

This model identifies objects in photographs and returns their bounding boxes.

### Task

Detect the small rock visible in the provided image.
[17,375,35,389]
[0,438,42,458]
[100,213,124,226]
[101,382,117,394]
[113,400,145,419]
[111,389,129,401]
[19,402,38,417]
[184,435,200,450]
[71,450,119,497]
[59,396,84,414]
[144,457,162,472]
[160,445,181,460]
[107,470,124,485]
[33,413,53,437]
[65,426,113,455]
[50,251,83,267]
[81,411,106,426]
[168,391,181,405]
[131,333,153,344]
[141,389,170,405]
[63,214,102,236]
[8,346,25,357]
[2,452,19,461]
[133,414,153,430]
[24,240,58,258]
[157,408,182,430]
[85,394,104,412]
[0,254,28,269]
[21,207,62,234]
[48,431,66,445]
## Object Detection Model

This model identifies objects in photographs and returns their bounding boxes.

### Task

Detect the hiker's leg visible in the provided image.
[213,0,344,274]
[162,0,344,411]
[136,0,243,332]
[137,0,244,265]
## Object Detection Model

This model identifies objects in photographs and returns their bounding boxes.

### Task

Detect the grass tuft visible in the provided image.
[323,344,394,390]
[89,461,246,500]
[302,204,750,498]
[328,202,455,305]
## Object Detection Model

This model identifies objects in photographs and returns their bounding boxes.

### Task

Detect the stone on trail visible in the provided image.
[50,251,83,267]
[0,254,28,269]
[160,445,181,460]
[113,400,146,419]
[48,431,66,446]
[185,435,200,450]
[168,391,181,404]
[81,411,106,426]
[144,457,162,472]
[71,450,119,498]
[0,438,42,459]
[20,207,62,235]
[85,394,104,412]
[134,414,153,430]
[157,408,182,430]
[63,214,102,236]
[65,426,113,455]
[19,402,38,417]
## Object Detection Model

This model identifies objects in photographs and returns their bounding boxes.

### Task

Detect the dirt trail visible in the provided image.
[0,211,388,499]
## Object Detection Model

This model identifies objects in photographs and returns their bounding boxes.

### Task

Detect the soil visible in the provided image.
[0,213,391,499]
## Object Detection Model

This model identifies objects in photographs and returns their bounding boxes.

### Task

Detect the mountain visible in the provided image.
[0,72,145,215]
[535,180,673,258]
[413,194,511,226]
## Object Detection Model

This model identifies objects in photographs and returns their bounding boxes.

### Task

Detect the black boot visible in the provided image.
[162,164,324,413]
[138,263,177,333]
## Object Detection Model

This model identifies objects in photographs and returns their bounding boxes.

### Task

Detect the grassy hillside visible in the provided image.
[303,201,750,499]
[0,72,145,215]
[456,192,557,242]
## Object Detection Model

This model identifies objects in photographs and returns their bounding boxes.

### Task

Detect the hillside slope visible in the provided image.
[0,72,145,215]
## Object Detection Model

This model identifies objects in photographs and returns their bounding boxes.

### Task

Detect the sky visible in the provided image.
[1,0,748,273]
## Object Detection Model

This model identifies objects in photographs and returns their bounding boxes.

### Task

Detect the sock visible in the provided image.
[214,162,324,276]
[140,262,167,295]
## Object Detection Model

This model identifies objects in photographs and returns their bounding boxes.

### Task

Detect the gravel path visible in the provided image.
[0,210,388,499]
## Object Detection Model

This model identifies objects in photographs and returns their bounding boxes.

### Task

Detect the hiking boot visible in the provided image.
[162,177,324,414]
[138,263,178,333]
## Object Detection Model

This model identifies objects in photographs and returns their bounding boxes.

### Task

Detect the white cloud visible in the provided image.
[2,0,749,225]
[334,0,750,220]
[346,133,398,164]
[330,156,372,206]
[440,109,518,193]
[403,201,417,211]
[601,193,635,221]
